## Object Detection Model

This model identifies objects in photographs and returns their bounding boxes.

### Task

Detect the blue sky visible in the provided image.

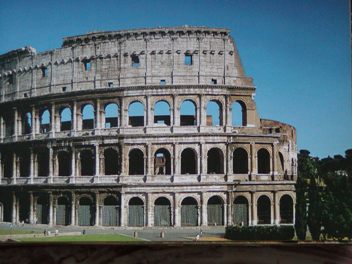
[0,0,350,158]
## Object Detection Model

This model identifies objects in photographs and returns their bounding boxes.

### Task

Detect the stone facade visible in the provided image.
[0,26,297,227]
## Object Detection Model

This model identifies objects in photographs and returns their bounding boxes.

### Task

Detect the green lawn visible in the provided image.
[19,234,141,242]
[0,228,39,235]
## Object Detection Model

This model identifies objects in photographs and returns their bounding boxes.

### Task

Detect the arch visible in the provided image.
[233,148,248,174]
[78,196,94,226]
[80,149,95,176]
[36,195,49,224]
[104,103,119,128]
[37,148,49,176]
[22,111,32,135]
[19,150,30,177]
[154,197,171,226]
[154,148,171,175]
[180,99,196,126]
[60,107,72,131]
[181,148,197,174]
[104,148,120,175]
[207,196,224,226]
[128,197,144,226]
[279,152,284,172]
[154,100,171,126]
[56,196,71,226]
[257,195,271,224]
[181,197,198,226]
[82,104,95,130]
[102,195,120,226]
[128,148,144,175]
[58,151,71,176]
[233,196,249,226]
[128,101,144,127]
[2,152,13,178]
[3,113,14,136]
[40,109,51,133]
[231,101,247,127]
[18,193,30,223]
[280,195,293,224]
[207,148,224,174]
[206,100,222,126]
[257,148,270,174]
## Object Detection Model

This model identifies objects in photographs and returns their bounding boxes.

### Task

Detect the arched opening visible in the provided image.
[233,196,248,226]
[280,195,293,224]
[154,197,171,226]
[2,152,13,178]
[207,196,224,226]
[40,109,51,133]
[181,148,197,174]
[233,148,248,174]
[181,197,198,226]
[58,151,71,176]
[78,197,94,226]
[22,112,32,134]
[257,148,270,174]
[180,100,196,126]
[102,195,120,226]
[0,193,12,222]
[128,197,144,226]
[37,148,49,176]
[231,101,247,127]
[80,149,95,176]
[128,149,144,175]
[104,148,120,175]
[207,148,224,174]
[104,103,119,128]
[36,195,49,224]
[60,107,72,131]
[154,100,171,126]
[206,100,222,126]
[154,148,171,175]
[279,152,285,173]
[18,193,30,223]
[4,113,14,136]
[257,196,271,224]
[128,101,144,127]
[56,196,71,226]
[19,150,30,177]
[82,104,95,130]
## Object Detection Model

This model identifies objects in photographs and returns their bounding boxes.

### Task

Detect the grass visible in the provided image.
[0,228,39,235]
[19,234,141,243]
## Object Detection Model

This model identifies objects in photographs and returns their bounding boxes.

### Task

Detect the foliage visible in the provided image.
[307,176,322,240]
[225,225,295,241]
[295,175,307,240]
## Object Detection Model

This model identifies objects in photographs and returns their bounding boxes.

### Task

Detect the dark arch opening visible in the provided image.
[129,149,144,175]
[102,195,120,226]
[37,148,49,176]
[128,101,144,127]
[206,100,222,126]
[181,148,197,174]
[82,104,95,130]
[207,148,224,174]
[36,195,49,224]
[60,107,72,131]
[128,197,144,227]
[22,112,32,135]
[258,149,270,174]
[280,195,293,224]
[154,197,171,226]
[78,197,94,226]
[104,148,120,175]
[231,101,247,127]
[233,148,248,174]
[233,196,249,226]
[105,103,119,128]
[58,151,71,176]
[181,197,198,226]
[19,150,30,177]
[80,149,95,176]
[40,109,51,133]
[257,196,271,224]
[180,100,196,126]
[2,152,13,178]
[154,100,171,126]
[154,148,171,175]
[207,196,224,226]
[57,196,71,226]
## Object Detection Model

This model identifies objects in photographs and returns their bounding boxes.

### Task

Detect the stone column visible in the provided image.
[13,107,18,140]
[71,147,76,178]
[248,195,253,226]
[30,148,34,184]
[223,202,228,226]
[174,194,180,227]
[12,192,16,224]
[198,95,203,127]
[201,193,207,226]
[72,101,77,132]
[51,103,56,137]
[227,192,233,225]
[95,145,100,177]
[200,143,206,175]
[226,95,232,127]
[29,191,34,224]
[147,144,152,176]
[173,143,179,175]
[12,152,17,184]
[146,193,153,227]
[31,105,36,139]
[250,143,257,179]
[251,192,257,225]
[49,147,53,182]
[0,115,4,141]
[71,192,76,226]
[49,192,53,226]
[120,192,126,227]
[273,192,279,225]
[52,196,57,226]
[272,143,278,178]
[146,96,152,127]
[173,95,179,126]
[95,192,100,226]
[95,99,101,133]
[120,98,125,128]
[0,152,2,184]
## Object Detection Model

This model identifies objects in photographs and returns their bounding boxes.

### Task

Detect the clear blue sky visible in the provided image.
[0,0,350,158]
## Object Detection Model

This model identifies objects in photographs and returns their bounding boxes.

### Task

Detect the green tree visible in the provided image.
[307,175,322,240]
[295,175,307,240]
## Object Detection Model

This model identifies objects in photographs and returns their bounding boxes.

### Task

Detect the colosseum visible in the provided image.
[0,26,297,228]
